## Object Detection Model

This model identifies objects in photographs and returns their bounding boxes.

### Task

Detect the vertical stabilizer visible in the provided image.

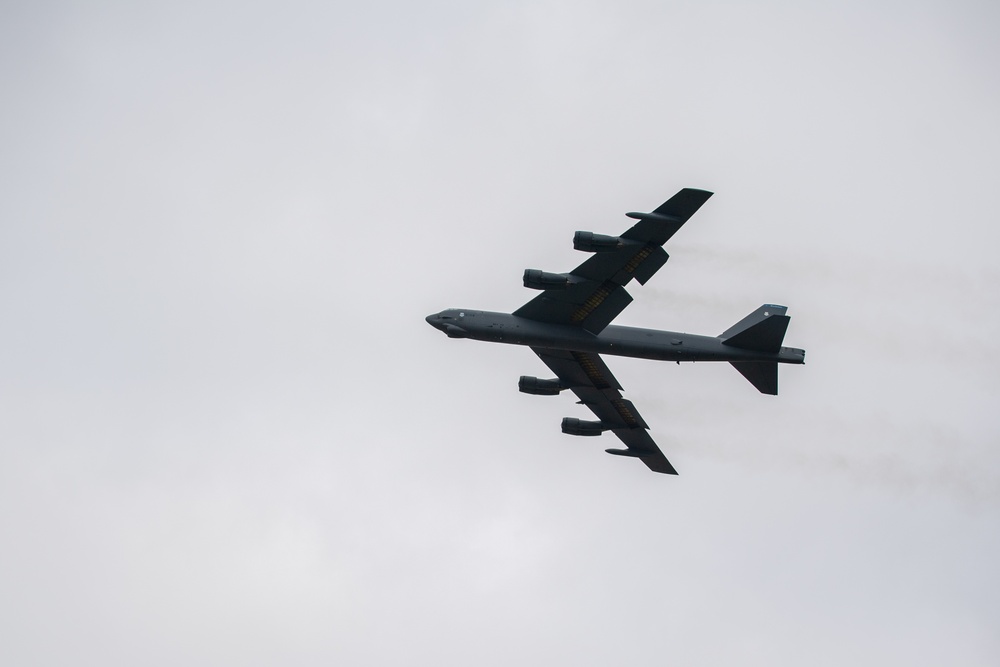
[720,304,790,354]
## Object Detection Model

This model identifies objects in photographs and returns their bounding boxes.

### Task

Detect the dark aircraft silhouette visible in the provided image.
[426,188,805,474]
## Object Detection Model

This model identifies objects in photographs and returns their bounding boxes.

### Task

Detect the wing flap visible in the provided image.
[532,348,622,390]
[514,280,634,334]
[572,388,649,429]
[574,283,633,334]
[631,245,669,285]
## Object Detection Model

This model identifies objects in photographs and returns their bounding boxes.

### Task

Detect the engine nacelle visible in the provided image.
[518,376,565,396]
[523,269,570,290]
[561,417,610,436]
[573,231,622,252]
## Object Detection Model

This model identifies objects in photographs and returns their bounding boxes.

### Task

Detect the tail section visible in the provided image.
[730,361,778,395]
[720,304,790,353]
[721,305,791,396]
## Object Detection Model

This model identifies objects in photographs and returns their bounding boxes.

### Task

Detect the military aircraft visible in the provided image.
[426,188,805,474]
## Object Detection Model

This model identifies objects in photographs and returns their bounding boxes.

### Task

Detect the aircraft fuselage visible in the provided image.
[425,309,805,365]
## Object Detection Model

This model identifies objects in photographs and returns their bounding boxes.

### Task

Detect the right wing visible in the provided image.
[531,347,678,475]
[513,188,712,335]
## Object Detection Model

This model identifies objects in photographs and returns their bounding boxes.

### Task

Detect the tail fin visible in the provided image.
[721,305,790,396]
[720,304,789,353]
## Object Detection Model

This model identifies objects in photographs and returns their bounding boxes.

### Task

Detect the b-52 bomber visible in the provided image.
[426,189,805,475]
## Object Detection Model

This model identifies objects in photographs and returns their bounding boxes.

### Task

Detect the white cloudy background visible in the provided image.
[2,1,998,665]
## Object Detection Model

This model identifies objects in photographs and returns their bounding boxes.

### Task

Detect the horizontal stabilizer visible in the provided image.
[730,361,778,395]
[720,304,789,353]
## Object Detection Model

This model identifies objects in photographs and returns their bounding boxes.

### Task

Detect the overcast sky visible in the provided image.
[2,1,999,665]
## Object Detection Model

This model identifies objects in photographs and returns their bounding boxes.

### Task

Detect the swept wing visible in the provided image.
[513,188,713,334]
[517,189,712,474]
[530,348,677,475]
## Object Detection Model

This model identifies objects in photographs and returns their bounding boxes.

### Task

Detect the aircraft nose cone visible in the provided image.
[425,313,441,329]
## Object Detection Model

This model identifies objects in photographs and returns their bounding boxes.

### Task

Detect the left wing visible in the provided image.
[531,347,677,475]
[513,188,712,334]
